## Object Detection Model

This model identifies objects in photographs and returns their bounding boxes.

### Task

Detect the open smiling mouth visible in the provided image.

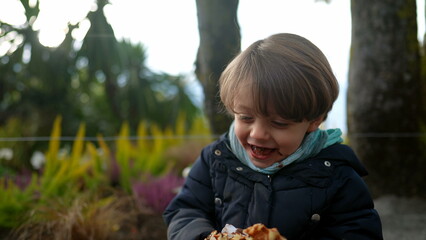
[250,145,276,156]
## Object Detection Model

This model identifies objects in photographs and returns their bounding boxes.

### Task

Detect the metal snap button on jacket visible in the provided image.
[311,213,321,222]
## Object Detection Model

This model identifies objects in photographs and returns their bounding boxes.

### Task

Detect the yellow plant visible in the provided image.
[114,122,133,192]
[0,113,212,230]
[98,113,212,193]
[39,116,107,201]
[83,141,109,190]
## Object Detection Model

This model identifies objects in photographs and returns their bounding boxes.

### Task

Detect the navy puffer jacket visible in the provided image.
[163,134,383,240]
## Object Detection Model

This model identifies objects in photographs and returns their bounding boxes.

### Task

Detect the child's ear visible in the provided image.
[307,116,324,133]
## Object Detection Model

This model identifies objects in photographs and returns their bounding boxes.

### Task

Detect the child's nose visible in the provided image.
[250,122,270,140]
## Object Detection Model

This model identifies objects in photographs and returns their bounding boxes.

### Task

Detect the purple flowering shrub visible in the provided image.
[132,173,184,214]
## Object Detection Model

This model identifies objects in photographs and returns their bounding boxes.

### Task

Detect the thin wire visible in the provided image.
[0,133,425,142]
[0,135,219,142]
[349,132,426,138]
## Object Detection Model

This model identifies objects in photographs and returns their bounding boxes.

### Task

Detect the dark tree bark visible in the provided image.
[422,3,426,117]
[195,0,241,135]
[348,0,426,197]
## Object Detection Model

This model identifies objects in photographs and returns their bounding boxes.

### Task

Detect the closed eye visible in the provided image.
[271,121,289,127]
[237,114,253,122]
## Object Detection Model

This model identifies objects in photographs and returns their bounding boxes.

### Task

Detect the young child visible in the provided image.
[163,33,383,240]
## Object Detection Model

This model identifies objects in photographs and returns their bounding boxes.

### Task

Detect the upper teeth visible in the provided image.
[253,146,266,154]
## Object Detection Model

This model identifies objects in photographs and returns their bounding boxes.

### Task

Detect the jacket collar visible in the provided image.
[212,132,368,178]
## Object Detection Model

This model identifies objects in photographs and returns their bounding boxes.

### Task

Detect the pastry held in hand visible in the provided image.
[243,223,286,240]
[205,223,286,240]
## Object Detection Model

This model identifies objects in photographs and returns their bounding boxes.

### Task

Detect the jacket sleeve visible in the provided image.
[163,146,216,240]
[316,165,383,240]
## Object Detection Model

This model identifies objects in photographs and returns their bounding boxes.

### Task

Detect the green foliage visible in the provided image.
[0,0,208,235]
[0,175,38,228]
[0,113,211,231]
[0,118,36,171]
[0,0,203,162]
[0,115,109,229]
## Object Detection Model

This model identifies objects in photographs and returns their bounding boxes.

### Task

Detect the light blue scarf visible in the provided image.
[228,121,343,174]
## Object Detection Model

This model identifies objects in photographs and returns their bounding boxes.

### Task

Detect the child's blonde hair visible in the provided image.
[219,33,339,122]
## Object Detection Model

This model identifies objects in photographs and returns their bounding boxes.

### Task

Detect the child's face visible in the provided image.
[233,85,321,168]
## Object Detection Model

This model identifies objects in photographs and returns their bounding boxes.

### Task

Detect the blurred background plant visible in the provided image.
[0,0,210,237]
[7,193,147,240]
[0,114,211,239]
[0,0,202,173]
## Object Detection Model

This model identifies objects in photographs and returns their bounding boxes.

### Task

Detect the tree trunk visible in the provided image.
[195,0,241,135]
[348,0,426,197]
[423,3,426,120]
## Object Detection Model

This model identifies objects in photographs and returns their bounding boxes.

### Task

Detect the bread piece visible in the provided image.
[205,223,286,240]
[243,224,286,240]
